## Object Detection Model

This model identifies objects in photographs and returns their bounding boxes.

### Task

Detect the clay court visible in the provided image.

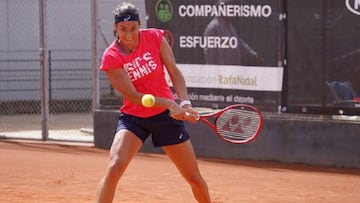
[0,139,359,203]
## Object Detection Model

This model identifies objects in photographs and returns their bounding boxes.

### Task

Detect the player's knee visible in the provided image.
[106,158,128,178]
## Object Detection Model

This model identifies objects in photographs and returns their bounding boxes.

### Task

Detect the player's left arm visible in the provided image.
[160,37,189,103]
[160,37,198,121]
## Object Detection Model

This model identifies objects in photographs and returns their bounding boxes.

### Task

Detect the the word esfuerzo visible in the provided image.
[180,36,237,49]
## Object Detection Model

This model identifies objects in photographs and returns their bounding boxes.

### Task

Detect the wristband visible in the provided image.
[179,100,191,108]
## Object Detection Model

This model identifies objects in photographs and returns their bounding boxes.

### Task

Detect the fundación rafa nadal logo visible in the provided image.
[155,0,173,22]
[346,0,360,15]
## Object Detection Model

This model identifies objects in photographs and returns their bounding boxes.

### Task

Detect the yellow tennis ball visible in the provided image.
[141,94,155,107]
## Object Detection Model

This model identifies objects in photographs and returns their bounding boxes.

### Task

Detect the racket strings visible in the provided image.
[216,108,261,141]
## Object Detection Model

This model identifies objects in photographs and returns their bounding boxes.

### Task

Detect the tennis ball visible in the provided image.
[141,94,155,107]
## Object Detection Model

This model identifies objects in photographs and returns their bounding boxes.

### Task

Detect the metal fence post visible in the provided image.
[91,0,99,112]
[39,0,49,141]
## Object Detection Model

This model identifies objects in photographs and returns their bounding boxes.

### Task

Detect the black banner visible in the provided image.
[145,0,284,110]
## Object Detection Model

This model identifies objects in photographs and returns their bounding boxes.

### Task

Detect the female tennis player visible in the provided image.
[95,2,211,203]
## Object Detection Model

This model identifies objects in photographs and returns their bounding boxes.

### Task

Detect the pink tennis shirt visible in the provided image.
[100,29,174,118]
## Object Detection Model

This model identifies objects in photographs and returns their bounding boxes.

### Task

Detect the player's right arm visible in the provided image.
[104,68,142,105]
[104,69,182,115]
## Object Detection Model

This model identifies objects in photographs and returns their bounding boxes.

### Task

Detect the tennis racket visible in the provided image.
[194,104,263,144]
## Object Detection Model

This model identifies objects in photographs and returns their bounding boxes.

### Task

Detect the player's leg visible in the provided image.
[96,129,143,203]
[162,140,211,203]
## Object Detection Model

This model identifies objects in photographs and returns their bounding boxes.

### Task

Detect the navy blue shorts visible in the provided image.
[116,110,190,147]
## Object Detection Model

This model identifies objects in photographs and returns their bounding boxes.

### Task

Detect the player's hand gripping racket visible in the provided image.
[192,104,263,144]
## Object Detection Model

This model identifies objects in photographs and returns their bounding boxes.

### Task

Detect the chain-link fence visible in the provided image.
[0,0,96,142]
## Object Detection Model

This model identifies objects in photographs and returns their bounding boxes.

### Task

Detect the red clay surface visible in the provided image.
[0,139,359,203]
